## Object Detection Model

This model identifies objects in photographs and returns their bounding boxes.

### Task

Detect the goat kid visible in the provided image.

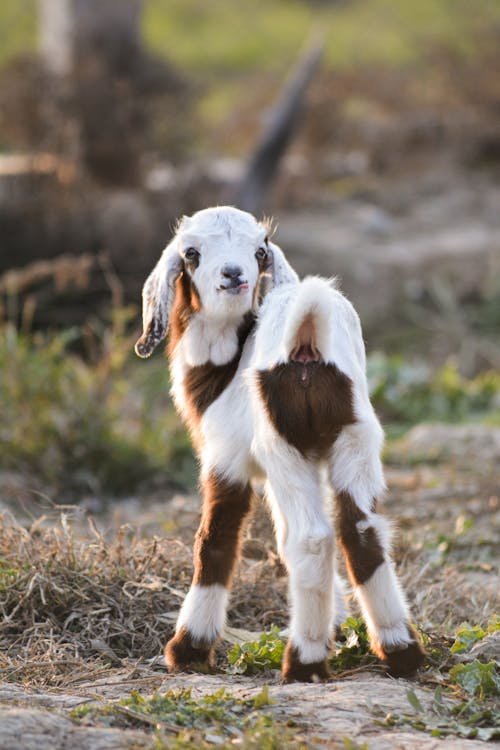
[135,206,425,682]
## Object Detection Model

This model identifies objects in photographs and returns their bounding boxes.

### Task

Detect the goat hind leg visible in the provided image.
[263,455,334,682]
[330,420,425,676]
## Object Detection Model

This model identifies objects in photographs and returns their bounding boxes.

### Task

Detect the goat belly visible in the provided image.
[257,362,356,455]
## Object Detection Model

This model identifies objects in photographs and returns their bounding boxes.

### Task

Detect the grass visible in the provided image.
[0,490,497,743]
[0,0,36,70]
[368,620,500,741]
[144,0,500,75]
[0,508,287,687]
[377,685,500,741]
[70,686,306,749]
[0,499,495,685]
[7,0,498,75]
[226,618,386,678]
[0,509,192,685]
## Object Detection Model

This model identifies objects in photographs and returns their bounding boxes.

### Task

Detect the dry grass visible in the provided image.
[0,457,497,691]
[0,508,288,688]
[0,509,191,687]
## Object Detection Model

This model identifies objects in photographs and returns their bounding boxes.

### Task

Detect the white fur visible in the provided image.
[252,275,370,401]
[332,573,349,632]
[176,584,229,644]
[178,207,265,322]
[199,340,255,484]
[357,562,410,635]
[329,420,386,515]
[281,277,336,360]
[357,511,392,554]
[182,317,240,367]
[138,206,417,670]
[267,239,299,287]
[254,428,334,664]
[294,635,331,664]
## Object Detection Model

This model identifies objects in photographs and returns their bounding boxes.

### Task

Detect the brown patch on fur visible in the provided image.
[183,312,255,420]
[257,363,355,456]
[336,490,385,585]
[282,642,330,683]
[193,473,253,587]
[374,625,426,677]
[164,626,214,672]
[168,270,202,356]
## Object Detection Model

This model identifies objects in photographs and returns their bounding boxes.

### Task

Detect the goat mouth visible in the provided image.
[218,282,249,295]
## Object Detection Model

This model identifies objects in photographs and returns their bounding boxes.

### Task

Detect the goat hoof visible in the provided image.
[164,627,214,672]
[282,643,330,683]
[381,628,426,677]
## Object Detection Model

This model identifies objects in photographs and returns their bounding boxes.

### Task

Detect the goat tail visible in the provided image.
[282,276,336,364]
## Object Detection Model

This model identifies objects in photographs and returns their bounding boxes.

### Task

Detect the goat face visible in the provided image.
[136,206,295,359]
[178,206,269,321]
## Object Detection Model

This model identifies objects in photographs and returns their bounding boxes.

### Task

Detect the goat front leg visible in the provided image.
[261,447,334,682]
[165,471,252,671]
[329,418,425,676]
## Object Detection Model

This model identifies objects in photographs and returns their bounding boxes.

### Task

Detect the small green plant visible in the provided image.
[0,559,26,588]
[228,618,379,676]
[419,630,453,670]
[372,639,500,743]
[449,661,500,700]
[227,627,285,675]
[330,617,377,671]
[121,687,264,727]
[372,618,500,740]
[375,684,500,741]
[451,616,500,654]
[342,738,368,750]
[71,686,303,749]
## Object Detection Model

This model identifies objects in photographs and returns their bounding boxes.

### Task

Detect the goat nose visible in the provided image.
[221,264,243,280]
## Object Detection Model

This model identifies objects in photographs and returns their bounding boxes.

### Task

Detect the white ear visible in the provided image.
[134,238,183,358]
[267,240,298,286]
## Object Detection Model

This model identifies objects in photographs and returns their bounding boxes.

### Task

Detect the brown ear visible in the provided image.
[135,240,183,358]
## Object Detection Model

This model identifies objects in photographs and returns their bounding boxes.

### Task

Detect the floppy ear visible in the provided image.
[134,239,183,358]
[267,240,298,287]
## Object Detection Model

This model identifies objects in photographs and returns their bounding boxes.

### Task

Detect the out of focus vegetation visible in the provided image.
[1,317,499,496]
[4,0,500,73]
[145,0,500,72]
[368,354,500,428]
[2,0,500,134]
[0,315,195,496]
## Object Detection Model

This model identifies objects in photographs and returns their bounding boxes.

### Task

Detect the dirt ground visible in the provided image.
[0,423,498,749]
[0,672,493,750]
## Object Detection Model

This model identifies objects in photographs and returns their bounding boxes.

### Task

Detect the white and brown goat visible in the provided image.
[135,206,425,681]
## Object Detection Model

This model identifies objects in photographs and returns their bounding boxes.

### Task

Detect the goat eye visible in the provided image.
[255,247,268,262]
[184,247,199,262]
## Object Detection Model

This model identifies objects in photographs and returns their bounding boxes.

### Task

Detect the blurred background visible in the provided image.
[1,0,499,501]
